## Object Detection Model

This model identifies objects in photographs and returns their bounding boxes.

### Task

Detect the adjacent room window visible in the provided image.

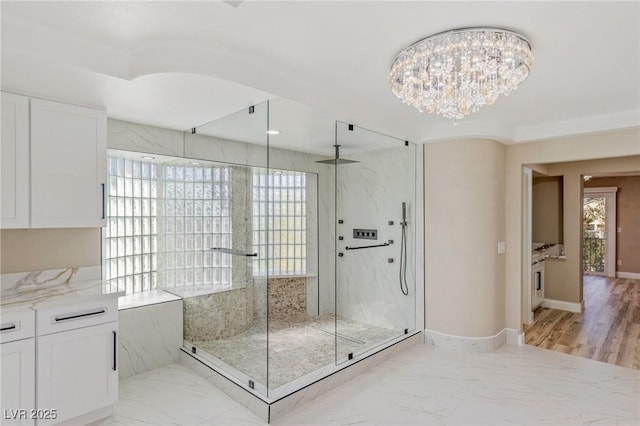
[252,170,307,276]
[103,157,158,294]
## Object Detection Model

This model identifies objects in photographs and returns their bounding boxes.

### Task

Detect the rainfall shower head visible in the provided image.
[315,145,359,165]
[315,158,359,165]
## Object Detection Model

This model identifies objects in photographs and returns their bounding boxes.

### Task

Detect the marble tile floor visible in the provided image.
[96,343,640,426]
[192,313,400,389]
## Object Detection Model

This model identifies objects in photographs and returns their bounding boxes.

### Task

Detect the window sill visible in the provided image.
[253,274,317,279]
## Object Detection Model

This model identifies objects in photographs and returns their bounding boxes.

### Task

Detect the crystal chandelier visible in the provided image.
[389,27,533,120]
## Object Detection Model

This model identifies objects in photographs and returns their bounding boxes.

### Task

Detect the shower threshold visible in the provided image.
[180,315,422,423]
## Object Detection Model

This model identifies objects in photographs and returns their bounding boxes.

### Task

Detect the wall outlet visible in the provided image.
[617,227,622,233]
[497,242,506,254]
[617,259,622,265]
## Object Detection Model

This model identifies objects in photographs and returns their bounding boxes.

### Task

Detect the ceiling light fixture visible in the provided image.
[266,130,280,135]
[142,156,155,160]
[389,27,533,120]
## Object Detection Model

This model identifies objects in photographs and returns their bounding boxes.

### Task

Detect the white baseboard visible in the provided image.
[617,271,640,280]
[541,298,583,313]
[61,405,113,426]
[425,328,522,353]
[506,328,524,347]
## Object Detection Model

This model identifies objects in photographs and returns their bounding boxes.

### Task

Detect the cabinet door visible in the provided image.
[0,339,35,426]
[1,92,30,229]
[30,98,106,228]
[37,322,117,425]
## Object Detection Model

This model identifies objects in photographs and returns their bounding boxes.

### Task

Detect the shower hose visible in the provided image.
[399,221,409,296]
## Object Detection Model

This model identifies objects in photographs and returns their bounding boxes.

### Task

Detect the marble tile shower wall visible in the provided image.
[336,146,416,332]
[253,277,307,319]
[269,277,306,314]
[183,287,254,341]
[183,277,306,342]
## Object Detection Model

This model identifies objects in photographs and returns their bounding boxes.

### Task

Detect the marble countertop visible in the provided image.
[545,255,567,260]
[0,266,121,311]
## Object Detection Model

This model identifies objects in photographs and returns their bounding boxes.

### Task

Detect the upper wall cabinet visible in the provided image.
[1,92,30,229]
[31,99,106,228]
[1,93,107,229]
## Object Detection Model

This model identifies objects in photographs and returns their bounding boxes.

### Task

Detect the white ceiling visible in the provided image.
[2,1,639,154]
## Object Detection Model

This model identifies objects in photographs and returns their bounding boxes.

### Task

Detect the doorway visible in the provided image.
[582,187,617,278]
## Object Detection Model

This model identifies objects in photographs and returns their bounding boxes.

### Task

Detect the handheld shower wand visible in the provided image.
[399,202,409,295]
[402,202,407,225]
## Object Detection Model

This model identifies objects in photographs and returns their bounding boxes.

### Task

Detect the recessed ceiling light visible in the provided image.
[266,130,280,135]
[142,156,155,160]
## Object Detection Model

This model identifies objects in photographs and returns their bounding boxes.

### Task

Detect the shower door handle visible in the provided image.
[210,247,258,257]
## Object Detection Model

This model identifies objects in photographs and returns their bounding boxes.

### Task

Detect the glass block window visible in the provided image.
[252,170,306,276]
[103,157,158,294]
[161,164,233,289]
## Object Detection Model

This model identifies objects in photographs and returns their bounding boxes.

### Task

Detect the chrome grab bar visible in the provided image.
[210,247,258,257]
[345,241,392,251]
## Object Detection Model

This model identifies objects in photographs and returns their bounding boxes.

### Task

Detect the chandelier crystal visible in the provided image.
[389,27,533,120]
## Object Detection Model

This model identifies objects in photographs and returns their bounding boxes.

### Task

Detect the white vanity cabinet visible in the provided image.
[0,92,30,229]
[0,309,36,426]
[0,92,107,229]
[36,299,118,425]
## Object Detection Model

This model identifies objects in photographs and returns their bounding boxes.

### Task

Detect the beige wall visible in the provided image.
[505,128,640,331]
[532,177,563,244]
[0,228,100,273]
[541,156,640,302]
[584,175,640,274]
[425,139,506,337]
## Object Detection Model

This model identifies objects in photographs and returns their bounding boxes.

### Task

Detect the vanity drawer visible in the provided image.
[37,298,117,336]
[0,309,35,343]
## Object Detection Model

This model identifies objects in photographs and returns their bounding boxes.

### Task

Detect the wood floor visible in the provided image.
[524,275,640,370]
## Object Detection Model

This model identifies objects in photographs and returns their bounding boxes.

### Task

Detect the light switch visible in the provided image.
[617,227,622,233]
[497,242,506,254]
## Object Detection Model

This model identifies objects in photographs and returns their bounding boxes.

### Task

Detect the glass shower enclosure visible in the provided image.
[159,99,417,399]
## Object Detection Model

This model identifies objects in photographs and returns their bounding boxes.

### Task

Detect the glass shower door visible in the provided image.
[174,101,269,396]
[334,121,416,363]
[265,98,333,393]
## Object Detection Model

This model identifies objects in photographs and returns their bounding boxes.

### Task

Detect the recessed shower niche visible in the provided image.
[109,99,424,422]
